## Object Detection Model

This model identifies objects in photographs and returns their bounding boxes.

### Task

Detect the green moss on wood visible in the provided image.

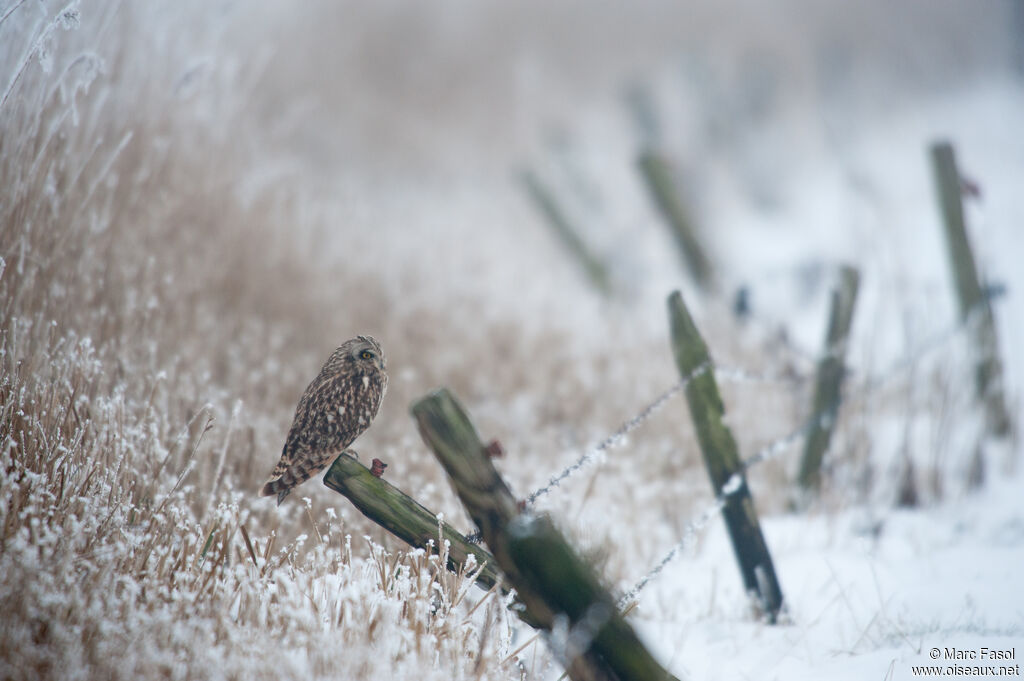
[507,515,681,681]
[322,452,499,590]
[412,388,679,681]
[797,265,860,492]
[667,290,784,622]
[930,141,1012,438]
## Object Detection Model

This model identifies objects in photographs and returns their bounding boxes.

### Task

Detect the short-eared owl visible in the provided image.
[261,335,387,505]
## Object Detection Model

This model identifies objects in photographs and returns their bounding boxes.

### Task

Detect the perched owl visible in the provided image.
[261,335,388,505]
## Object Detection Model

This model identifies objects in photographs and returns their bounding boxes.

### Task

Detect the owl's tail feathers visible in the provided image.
[260,451,336,506]
[260,478,291,506]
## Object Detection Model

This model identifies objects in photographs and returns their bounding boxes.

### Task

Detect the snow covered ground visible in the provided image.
[635,474,1024,680]
[2,2,1021,679]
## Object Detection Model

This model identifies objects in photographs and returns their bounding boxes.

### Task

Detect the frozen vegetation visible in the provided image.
[2,2,1022,679]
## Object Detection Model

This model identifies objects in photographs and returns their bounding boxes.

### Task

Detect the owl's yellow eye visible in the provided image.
[360,350,373,360]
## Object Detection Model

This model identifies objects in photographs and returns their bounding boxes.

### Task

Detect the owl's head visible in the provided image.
[329,335,386,374]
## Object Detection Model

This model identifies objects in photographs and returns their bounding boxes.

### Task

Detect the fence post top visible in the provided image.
[410,387,457,410]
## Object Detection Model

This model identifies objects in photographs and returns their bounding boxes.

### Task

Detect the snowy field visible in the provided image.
[2,2,1022,679]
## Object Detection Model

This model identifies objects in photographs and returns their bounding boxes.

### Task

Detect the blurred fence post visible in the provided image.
[520,169,613,297]
[666,291,784,622]
[639,153,713,289]
[412,388,681,681]
[797,264,860,493]
[623,80,660,150]
[929,141,1013,440]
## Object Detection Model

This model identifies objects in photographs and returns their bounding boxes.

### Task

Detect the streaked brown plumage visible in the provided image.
[261,335,387,505]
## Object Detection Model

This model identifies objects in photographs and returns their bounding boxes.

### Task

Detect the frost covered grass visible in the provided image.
[3,2,1022,680]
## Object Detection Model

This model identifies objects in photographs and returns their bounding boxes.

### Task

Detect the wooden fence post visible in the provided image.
[797,264,860,493]
[639,154,713,289]
[322,452,501,590]
[520,169,613,297]
[930,140,1013,439]
[667,291,784,622]
[412,389,680,681]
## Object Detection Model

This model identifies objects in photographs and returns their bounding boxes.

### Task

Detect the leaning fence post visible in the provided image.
[666,291,784,622]
[639,154,713,289]
[930,140,1013,439]
[412,389,680,681]
[797,264,860,493]
[520,169,613,297]
[322,452,501,590]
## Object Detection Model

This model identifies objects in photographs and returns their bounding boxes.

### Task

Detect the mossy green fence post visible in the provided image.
[797,264,860,493]
[322,452,500,590]
[412,388,681,681]
[930,140,1013,440]
[639,154,713,289]
[667,291,784,622]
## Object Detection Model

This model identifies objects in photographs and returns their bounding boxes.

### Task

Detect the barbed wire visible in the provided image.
[470,295,996,588]
[618,494,728,608]
[617,296,1003,603]
[618,408,829,607]
[514,305,979,511]
[710,364,808,386]
[517,357,824,509]
[465,361,712,544]
[522,360,711,508]
[739,408,825,472]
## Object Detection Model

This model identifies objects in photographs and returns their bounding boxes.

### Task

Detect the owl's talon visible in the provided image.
[370,458,388,477]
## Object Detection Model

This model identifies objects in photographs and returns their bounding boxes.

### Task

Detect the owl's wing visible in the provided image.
[263,390,314,482]
[259,373,358,502]
[259,377,322,499]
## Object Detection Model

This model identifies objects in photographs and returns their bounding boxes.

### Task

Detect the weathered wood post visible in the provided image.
[667,291,784,622]
[930,140,1013,439]
[520,169,613,297]
[412,389,680,681]
[639,154,713,289]
[322,452,500,590]
[797,264,860,493]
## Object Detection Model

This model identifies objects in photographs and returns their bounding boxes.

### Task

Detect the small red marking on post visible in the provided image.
[370,458,388,478]
[960,176,982,199]
[485,439,505,458]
